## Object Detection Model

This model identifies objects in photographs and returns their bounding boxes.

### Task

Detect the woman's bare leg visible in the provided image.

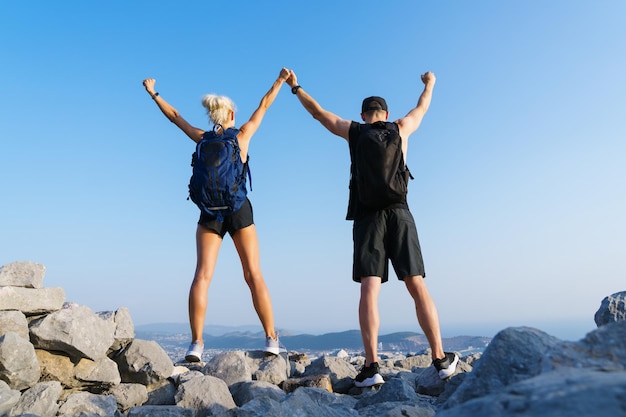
[232,224,276,339]
[188,225,222,344]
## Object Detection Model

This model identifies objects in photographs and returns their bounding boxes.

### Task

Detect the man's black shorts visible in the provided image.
[198,198,254,237]
[352,207,425,283]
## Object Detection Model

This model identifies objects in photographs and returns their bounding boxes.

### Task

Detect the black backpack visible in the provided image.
[188,125,251,222]
[347,121,412,215]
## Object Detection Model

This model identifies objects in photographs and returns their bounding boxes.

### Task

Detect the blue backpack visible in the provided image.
[188,124,251,222]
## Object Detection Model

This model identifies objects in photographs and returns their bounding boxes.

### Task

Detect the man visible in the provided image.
[286,70,458,387]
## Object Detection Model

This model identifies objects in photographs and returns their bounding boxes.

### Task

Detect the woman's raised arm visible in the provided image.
[143,78,205,143]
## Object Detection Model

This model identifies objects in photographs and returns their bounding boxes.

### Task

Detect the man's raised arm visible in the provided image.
[287,70,351,141]
[396,72,436,140]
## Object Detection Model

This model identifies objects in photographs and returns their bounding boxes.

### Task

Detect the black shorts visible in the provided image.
[198,198,254,237]
[352,207,425,283]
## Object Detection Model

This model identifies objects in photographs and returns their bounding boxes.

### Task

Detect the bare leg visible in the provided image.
[359,276,382,366]
[188,225,222,344]
[404,275,445,360]
[232,224,277,339]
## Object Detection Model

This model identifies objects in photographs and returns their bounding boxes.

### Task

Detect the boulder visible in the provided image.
[175,375,236,416]
[97,307,135,352]
[203,351,251,386]
[57,391,121,417]
[0,310,29,340]
[7,381,62,417]
[595,291,626,326]
[0,286,65,315]
[115,339,174,385]
[0,261,46,289]
[0,332,41,390]
[29,302,116,360]
[0,380,21,416]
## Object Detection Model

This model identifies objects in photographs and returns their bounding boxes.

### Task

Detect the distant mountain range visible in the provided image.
[135,323,490,353]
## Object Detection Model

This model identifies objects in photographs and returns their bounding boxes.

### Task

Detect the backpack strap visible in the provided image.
[213,124,253,191]
[244,158,252,191]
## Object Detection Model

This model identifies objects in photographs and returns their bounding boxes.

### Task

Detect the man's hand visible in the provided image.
[286,70,298,88]
[142,78,156,95]
[421,72,436,86]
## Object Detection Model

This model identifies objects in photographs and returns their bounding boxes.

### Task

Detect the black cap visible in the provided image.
[361,96,388,113]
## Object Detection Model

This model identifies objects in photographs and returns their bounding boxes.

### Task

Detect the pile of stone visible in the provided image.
[1,260,626,416]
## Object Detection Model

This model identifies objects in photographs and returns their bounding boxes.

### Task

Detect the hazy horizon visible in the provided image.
[134,316,594,342]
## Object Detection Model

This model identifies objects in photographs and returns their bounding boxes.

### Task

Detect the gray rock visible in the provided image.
[97,307,135,352]
[145,379,177,406]
[0,332,41,390]
[288,352,311,376]
[442,326,561,409]
[0,380,21,417]
[0,261,45,288]
[393,370,421,390]
[8,381,62,417]
[203,351,251,386]
[594,291,626,327]
[175,375,236,417]
[416,366,447,396]
[115,339,174,385]
[229,380,287,406]
[29,302,116,360]
[0,310,29,340]
[355,377,422,409]
[283,373,334,393]
[252,353,289,385]
[461,352,482,366]
[74,356,122,388]
[0,286,65,314]
[394,353,432,370]
[213,396,283,417]
[416,356,470,397]
[435,368,626,417]
[276,387,359,417]
[358,401,436,417]
[36,348,121,390]
[57,391,121,417]
[543,320,626,372]
[108,383,148,412]
[127,405,195,417]
[303,355,358,393]
[173,370,204,385]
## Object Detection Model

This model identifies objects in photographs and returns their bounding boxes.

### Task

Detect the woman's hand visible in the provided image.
[142,78,156,95]
[278,68,290,82]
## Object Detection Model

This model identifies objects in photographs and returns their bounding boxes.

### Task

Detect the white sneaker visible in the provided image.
[434,352,459,379]
[264,334,287,355]
[185,341,204,362]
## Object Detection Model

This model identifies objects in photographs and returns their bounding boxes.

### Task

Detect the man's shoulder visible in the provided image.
[348,120,362,140]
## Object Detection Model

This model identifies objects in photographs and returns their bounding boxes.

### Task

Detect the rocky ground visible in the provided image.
[1,261,626,416]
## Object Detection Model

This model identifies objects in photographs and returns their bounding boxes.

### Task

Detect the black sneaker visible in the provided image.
[433,352,459,379]
[354,362,385,387]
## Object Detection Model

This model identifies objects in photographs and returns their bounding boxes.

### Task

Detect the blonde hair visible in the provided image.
[201,94,237,126]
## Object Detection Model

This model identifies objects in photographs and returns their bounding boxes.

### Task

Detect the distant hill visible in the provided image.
[135,323,265,336]
[135,324,490,353]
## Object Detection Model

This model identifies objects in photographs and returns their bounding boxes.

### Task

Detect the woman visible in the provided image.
[142,68,289,361]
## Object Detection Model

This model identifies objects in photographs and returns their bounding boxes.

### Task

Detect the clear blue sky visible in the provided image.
[1,1,624,341]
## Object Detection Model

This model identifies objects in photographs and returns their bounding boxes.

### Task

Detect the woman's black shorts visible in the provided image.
[198,198,254,237]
